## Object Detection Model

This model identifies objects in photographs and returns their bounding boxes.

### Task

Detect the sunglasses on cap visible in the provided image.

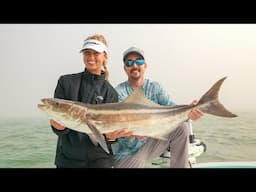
[125,59,145,67]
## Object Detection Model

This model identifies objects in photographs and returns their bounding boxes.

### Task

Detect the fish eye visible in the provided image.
[54,102,60,108]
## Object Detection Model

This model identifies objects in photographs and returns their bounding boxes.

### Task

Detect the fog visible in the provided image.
[0,24,255,118]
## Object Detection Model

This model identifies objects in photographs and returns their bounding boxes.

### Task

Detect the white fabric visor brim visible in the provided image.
[80,41,108,54]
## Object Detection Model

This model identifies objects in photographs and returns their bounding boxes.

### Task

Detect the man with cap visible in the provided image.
[109,46,204,168]
[49,34,121,168]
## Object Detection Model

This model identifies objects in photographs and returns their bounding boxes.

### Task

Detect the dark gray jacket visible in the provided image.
[52,69,118,168]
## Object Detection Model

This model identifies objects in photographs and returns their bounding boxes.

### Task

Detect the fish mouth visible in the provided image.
[37,98,52,110]
[37,103,49,111]
[41,98,51,104]
[38,104,45,109]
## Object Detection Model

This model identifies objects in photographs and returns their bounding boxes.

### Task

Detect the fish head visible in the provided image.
[39,97,71,111]
[38,98,90,124]
[38,98,75,119]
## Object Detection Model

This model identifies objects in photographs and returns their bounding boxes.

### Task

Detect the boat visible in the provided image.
[148,137,207,168]
[147,120,256,168]
[147,120,207,168]
[193,161,256,168]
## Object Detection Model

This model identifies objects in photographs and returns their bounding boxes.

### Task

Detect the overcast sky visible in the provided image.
[0,24,255,118]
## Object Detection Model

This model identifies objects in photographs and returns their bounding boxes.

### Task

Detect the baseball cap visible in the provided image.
[123,46,145,61]
[80,39,108,54]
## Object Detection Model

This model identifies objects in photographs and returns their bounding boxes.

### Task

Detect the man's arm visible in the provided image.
[157,81,203,121]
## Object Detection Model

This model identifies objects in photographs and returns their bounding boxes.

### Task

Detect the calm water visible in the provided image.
[193,111,256,163]
[0,111,255,168]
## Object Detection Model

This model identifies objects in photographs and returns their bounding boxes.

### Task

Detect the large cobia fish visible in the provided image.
[38,77,237,154]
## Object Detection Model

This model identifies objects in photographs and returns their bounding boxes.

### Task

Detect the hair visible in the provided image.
[85,34,109,81]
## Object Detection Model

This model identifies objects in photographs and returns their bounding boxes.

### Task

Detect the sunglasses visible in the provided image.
[125,59,145,67]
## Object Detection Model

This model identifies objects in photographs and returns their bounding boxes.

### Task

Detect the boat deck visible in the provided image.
[147,158,256,168]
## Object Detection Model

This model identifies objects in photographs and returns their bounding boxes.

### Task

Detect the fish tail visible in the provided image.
[198,77,237,118]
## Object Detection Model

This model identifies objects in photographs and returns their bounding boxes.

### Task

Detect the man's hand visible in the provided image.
[188,100,204,121]
[105,129,133,141]
[105,129,147,141]
[50,119,66,130]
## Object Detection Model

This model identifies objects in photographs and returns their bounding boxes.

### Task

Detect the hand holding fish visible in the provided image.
[188,100,204,121]
[50,119,65,130]
[105,129,133,141]
[39,77,237,154]
[105,129,147,141]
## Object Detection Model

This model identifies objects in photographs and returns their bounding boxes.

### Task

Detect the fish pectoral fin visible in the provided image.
[86,121,110,154]
[87,133,98,146]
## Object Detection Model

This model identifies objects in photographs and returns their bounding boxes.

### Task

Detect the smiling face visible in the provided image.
[124,53,147,81]
[83,49,107,75]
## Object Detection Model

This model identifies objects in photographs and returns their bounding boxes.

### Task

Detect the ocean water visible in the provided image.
[192,111,256,163]
[0,117,57,168]
[0,111,255,168]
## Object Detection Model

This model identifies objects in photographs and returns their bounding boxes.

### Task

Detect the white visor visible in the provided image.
[80,39,108,54]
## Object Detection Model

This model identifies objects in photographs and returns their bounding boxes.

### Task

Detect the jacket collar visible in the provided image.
[83,68,105,80]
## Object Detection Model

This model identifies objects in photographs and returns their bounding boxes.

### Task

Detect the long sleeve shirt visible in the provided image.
[112,79,176,161]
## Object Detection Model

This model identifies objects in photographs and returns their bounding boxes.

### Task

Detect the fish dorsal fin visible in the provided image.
[122,87,161,107]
